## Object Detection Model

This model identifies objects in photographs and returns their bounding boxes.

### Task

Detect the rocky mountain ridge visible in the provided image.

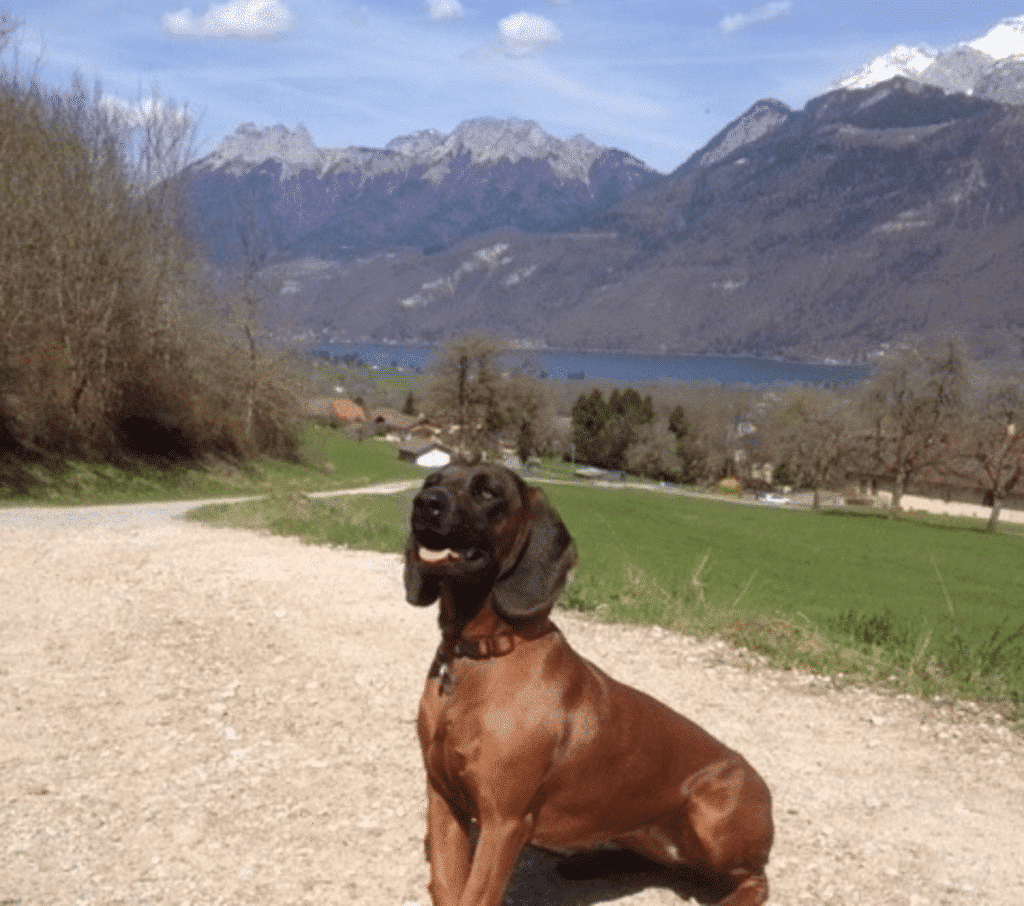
[675,99,792,174]
[183,117,658,265]
[203,116,617,184]
[384,118,608,183]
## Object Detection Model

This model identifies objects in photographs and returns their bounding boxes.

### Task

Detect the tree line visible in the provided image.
[425,334,1023,534]
[0,16,300,492]
[766,338,1023,532]
[574,338,1023,533]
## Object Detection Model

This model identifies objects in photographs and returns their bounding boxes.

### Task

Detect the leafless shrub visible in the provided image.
[0,36,300,477]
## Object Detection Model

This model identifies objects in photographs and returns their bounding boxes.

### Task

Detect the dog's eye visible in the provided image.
[472,479,501,501]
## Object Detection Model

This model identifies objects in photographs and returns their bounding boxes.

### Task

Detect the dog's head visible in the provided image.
[404,463,576,623]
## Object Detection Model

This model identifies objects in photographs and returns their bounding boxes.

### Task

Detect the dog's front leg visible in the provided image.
[456,814,533,906]
[425,784,472,906]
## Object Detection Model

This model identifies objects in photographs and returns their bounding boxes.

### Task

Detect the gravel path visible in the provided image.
[2,499,1022,906]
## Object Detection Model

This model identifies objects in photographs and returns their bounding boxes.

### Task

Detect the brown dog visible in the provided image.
[405,464,773,906]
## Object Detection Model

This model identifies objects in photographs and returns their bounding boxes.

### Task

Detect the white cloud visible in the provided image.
[162,0,295,38]
[426,0,464,22]
[718,0,792,35]
[498,11,563,56]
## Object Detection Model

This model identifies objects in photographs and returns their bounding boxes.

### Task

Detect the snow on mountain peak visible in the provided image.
[833,16,1024,96]
[835,44,937,90]
[968,14,1024,59]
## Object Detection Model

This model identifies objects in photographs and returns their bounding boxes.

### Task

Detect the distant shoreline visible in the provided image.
[310,341,871,386]
[312,337,869,366]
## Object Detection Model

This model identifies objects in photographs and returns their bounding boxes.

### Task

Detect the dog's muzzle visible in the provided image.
[411,485,485,566]
[413,486,454,529]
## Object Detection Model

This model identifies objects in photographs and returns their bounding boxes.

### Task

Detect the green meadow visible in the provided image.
[548,486,1024,704]
[192,475,1024,719]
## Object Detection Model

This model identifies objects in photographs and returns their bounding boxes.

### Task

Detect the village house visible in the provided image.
[303,397,367,427]
[398,439,453,469]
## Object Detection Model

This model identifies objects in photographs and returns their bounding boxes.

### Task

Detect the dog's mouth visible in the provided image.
[417,545,485,565]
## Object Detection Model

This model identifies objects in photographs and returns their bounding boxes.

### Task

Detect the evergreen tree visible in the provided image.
[668,405,704,483]
[570,387,654,471]
[571,389,609,466]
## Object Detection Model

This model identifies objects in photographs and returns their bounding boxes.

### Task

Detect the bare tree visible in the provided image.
[235,217,270,446]
[862,339,969,511]
[765,388,864,509]
[0,48,301,473]
[429,335,509,460]
[503,368,556,463]
[0,75,144,448]
[117,86,200,371]
[625,421,684,482]
[428,336,548,462]
[700,388,758,482]
[958,373,1024,533]
[0,6,21,55]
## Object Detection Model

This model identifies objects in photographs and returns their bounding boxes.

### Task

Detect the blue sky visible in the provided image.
[10,1,1024,172]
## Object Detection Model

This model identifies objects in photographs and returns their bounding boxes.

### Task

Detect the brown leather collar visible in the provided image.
[432,619,557,693]
[453,633,517,659]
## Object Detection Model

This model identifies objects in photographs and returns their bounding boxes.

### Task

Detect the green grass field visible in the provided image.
[547,486,1024,704]
[191,478,1024,718]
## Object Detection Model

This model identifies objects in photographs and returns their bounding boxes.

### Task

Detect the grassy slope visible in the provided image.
[545,485,1024,705]
[0,426,423,505]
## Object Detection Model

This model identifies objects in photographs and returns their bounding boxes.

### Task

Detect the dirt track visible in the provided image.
[2,502,1023,906]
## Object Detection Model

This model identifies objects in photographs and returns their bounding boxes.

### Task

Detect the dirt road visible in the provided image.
[2,500,1022,905]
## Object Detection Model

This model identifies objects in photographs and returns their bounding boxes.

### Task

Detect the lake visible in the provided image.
[312,343,870,386]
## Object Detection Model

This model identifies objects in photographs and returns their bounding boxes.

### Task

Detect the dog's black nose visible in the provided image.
[414,486,453,524]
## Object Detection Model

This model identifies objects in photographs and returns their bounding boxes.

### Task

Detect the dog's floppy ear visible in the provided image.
[404,535,441,607]
[492,488,576,623]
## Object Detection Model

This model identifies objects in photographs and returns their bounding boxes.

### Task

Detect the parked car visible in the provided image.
[755,492,790,506]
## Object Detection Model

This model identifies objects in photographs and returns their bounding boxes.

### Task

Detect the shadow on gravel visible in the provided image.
[505,846,734,905]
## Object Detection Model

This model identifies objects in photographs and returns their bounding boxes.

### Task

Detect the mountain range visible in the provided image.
[181,117,658,266]
[180,75,1024,363]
